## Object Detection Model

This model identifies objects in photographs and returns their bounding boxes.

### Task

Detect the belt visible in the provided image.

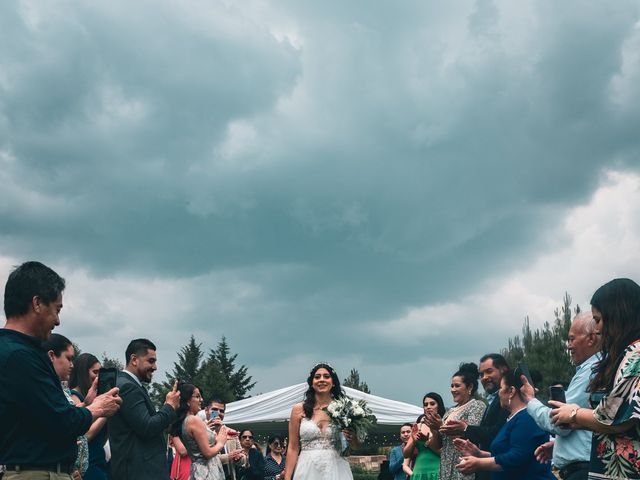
[5,463,74,475]
[559,461,590,479]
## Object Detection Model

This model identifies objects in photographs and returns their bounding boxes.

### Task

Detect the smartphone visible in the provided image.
[209,410,220,421]
[97,368,118,395]
[516,362,534,388]
[549,386,566,403]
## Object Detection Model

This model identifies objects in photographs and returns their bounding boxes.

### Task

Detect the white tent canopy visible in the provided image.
[225,383,422,426]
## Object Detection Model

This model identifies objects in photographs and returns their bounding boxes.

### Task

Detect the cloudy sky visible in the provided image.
[2,0,640,405]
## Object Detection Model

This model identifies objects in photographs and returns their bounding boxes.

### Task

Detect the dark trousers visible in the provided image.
[559,462,589,480]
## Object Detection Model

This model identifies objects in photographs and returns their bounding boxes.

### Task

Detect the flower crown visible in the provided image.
[310,362,335,375]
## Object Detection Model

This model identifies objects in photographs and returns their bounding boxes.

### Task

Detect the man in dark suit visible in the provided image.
[441,353,509,480]
[108,338,180,480]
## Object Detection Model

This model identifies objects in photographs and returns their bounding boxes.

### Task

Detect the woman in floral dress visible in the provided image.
[425,362,486,480]
[551,278,640,479]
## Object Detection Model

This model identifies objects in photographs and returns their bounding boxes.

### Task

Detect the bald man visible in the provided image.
[521,312,601,480]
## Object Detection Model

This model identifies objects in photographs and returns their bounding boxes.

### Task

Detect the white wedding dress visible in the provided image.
[293,418,353,479]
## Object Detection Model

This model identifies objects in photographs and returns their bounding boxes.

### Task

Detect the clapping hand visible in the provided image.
[453,438,481,457]
[535,441,554,464]
[456,456,479,474]
[423,411,442,430]
[440,419,467,436]
[229,448,244,461]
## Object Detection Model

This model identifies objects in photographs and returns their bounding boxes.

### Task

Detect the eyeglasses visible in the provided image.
[272,442,282,447]
[241,435,253,439]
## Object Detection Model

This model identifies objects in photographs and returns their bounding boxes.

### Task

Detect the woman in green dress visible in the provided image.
[403,392,446,480]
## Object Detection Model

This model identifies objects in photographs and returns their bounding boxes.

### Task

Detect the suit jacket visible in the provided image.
[464,395,508,480]
[219,434,242,480]
[108,371,177,480]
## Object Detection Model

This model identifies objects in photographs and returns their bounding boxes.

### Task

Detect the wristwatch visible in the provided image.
[569,407,580,423]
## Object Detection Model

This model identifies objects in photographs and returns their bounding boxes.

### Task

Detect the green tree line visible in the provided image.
[501,292,579,401]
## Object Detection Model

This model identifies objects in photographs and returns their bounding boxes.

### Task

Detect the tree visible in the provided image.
[502,292,578,401]
[151,335,206,406]
[343,368,371,394]
[150,335,255,407]
[101,352,124,371]
[205,337,255,401]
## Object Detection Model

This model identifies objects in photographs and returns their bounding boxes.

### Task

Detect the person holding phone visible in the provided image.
[198,398,243,480]
[108,338,180,480]
[454,368,554,479]
[170,383,230,480]
[1,261,121,480]
[519,312,601,480]
[550,279,640,480]
[69,353,111,480]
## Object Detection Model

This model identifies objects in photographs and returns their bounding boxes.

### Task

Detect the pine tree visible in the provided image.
[501,293,577,401]
[343,368,371,394]
[101,352,124,371]
[207,337,255,401]
[151,335,206,406]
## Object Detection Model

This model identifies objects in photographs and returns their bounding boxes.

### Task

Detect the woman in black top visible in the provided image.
[237,429,265,480]
[264,434,286,480]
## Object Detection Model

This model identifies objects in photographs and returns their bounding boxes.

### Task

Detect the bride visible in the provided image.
[284,363,359,480]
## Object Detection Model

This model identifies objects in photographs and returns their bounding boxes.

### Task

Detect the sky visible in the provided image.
[1,0,640,405]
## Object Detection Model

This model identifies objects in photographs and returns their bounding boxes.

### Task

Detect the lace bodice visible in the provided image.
[300,418,334,451]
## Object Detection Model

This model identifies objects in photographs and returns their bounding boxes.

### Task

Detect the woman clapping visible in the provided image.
[454,369,553,480]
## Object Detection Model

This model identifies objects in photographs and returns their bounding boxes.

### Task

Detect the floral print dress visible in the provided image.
[589,340,640,479]
[439,398,486,480]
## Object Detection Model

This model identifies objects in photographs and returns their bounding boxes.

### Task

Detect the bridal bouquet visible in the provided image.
[324,396,376,455]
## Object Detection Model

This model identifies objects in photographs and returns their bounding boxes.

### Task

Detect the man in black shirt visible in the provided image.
[0,261,122,479]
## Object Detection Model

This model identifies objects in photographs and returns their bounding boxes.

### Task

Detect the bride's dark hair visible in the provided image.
[303,363,344,419]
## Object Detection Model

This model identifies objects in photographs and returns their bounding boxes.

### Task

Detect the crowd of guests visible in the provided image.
[2,261,640,480]
[388,278,640,480]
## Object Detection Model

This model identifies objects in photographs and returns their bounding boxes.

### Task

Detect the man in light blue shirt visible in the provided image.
[522,312,600,480]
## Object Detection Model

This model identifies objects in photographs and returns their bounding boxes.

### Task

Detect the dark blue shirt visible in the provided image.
[491,409,554,480]
[0,329,93,466]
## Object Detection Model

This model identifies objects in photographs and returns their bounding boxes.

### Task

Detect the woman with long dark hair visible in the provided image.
[551,278,640,479]
[169,383,228,480]
[264,434,286,480]
[403,392,446,480]
[283,363,358,480]
[69,353,109,480]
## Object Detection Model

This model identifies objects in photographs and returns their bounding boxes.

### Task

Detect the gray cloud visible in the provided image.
[2,0,640,400]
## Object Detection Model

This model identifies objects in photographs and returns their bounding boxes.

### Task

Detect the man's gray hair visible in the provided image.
[572,311,596,335]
